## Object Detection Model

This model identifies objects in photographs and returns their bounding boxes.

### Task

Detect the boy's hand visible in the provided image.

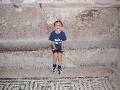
[60,48,64,52]
[52,48,56,51]
[52,48,57,51]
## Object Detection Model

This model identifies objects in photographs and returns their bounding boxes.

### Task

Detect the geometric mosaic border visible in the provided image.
[0,77,115,90]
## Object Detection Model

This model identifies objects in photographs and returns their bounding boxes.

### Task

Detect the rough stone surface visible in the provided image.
[0,48,119,68]
[0,5,120,49]
[0,66,113,78]
[0,0,120,5]
[0,5,119,41]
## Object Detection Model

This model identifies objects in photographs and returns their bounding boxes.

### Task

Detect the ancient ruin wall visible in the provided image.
[0,3,120,68]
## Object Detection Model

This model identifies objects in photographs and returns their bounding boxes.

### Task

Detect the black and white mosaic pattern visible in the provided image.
[0,77,114,90]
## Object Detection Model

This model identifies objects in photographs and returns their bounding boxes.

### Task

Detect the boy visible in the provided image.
[49,20,67,74]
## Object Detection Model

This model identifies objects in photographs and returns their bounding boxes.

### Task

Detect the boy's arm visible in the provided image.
[52,41,56,49]
[61,32,67,50]
[61,41,65,50]
[49,40,56,49]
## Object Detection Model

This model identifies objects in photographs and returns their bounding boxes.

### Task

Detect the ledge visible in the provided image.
[0,39,120,51]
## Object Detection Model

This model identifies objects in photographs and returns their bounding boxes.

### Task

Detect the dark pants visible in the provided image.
[52,48,64,53]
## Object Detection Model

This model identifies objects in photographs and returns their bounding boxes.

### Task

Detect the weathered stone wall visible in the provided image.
[0,2,120,68]
[116,8,120,72]
[0,5,120,49]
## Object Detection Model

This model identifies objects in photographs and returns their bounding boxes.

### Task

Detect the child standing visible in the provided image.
[49,20,67,74]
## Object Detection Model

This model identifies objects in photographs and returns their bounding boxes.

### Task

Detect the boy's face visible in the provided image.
[54,22,62,31]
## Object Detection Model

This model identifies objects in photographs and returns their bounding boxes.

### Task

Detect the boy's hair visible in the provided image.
[54,20,63,27]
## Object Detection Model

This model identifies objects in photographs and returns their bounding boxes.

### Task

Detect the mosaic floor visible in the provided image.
[0,76,115,90]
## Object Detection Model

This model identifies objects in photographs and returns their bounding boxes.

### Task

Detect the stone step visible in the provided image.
[0,48,119,68]
[0,40,120,51]
[0,66,113,78]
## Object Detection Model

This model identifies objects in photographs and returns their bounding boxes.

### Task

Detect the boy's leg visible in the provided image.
[52,52,58,72]
[57,52,63,74]
[53,52,58,64]
[58,52,63,65]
